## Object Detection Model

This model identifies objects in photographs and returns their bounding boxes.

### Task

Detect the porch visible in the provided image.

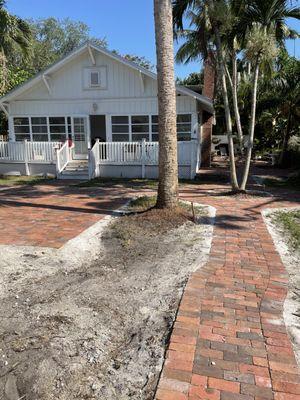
[0,139,200,180]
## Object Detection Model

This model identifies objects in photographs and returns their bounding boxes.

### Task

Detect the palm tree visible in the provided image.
[239,0,300,190]
[173,0,240,191]
[154,0,178,208]
[0,0,31,94]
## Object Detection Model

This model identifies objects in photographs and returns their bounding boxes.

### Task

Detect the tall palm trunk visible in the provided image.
[240,58,260,190]
[232,52,244,151]
[154,0,178,208]
[213,26,239,191]
[278,106,292,167]
[0,51,8,95]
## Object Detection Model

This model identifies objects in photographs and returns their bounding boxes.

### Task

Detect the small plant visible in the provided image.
[273,210,300,249]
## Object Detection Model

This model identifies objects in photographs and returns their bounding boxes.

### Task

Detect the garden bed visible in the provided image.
[0,197,215,400]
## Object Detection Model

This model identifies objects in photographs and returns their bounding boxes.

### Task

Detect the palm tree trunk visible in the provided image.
[278,107,292,167]
[240,58,260,191]
[213,27,239,191]
[232,52,244,151]
[154,0,178,208]
[0,51,8,95]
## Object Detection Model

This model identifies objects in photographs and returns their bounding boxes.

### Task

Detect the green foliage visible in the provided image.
[273,210,300,249]
[21,17,107,74]
[0,175,52,186]
[176,71,203,85]
[122,54,154,71]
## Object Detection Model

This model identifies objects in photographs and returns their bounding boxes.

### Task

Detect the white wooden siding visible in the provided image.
[19,51,158,101]
[9,96,197,116]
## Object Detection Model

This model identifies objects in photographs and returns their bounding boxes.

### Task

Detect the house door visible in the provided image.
[72,117,88,159]
[89,115,106,146]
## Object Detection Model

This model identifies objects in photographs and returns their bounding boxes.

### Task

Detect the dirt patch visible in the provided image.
[263,207,300,364]
[0,201,215,400]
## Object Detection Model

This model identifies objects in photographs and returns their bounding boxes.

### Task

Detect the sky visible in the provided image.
[6,0,300,79]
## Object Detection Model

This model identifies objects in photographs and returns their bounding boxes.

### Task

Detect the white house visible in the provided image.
[0,41,214,180]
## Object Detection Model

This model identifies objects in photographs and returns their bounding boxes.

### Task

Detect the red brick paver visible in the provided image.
[156,186,300,400]
[0,182,129,248]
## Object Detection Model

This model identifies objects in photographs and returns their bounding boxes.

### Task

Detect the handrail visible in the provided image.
[56,141,69,173]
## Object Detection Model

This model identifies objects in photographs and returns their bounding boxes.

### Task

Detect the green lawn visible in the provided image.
[273,210,300,250]
[0,175,52,186]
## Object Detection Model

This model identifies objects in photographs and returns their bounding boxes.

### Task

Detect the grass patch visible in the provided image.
[74,177,210,189]
[264,173,300,190]
[75,177,158,189]
[0,175,52,186]
[129,196,157,210]
[273,210,300,249]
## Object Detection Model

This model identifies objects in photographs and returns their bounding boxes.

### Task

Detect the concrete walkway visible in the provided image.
[156,186,300,400]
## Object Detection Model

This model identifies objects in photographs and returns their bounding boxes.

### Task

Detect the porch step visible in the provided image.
[58,170,89,180]
[58,160,89,180]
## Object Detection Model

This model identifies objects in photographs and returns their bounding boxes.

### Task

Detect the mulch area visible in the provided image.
[155,180,300,400]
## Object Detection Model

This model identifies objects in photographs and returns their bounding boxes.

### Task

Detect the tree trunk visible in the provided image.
[232,52,244,151]
[213,26,239,191]
[201,50,215,167]
[240,59,260,191]
[154,0,178,208]
[278,108,292,167]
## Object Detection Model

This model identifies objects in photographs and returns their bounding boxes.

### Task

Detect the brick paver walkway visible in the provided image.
[156,186,300,400]
[0,182,129,248]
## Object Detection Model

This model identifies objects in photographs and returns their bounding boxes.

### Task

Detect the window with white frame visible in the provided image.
[90,71,100,87]
[14,117,30,141]
[151,115,159,141]
[83,67,107,90]
[111,114,192,142]
[131,115,149,141]
[177,114,192,141]
[31,117,48,142]
[49,117,67,142]
[111,116,130,142]
[13,116,87,142]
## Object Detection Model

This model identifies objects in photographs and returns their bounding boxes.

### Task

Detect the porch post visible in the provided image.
[24,140,30,176]
[141,138,146,179]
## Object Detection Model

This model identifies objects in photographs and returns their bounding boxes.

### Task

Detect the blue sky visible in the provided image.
[6,0,300,79]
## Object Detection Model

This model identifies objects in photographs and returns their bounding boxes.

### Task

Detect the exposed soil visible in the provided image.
[263,207,300,364]
[0,203,214,400]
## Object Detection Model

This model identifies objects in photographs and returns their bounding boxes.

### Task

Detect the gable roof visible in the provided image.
[0,41,214,114]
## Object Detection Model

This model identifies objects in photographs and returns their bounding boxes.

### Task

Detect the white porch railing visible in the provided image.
[0,140,60,163]
[89,139,199,180]
[56,141,69,173]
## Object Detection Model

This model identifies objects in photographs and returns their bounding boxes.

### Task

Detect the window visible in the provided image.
[110,114,192,142]
[83,67,107,90]
[177,114,192,141]
[12,116,89,144]
[151,116,159,141]
[90,71,100,86]
[112,116,129,141]
[31,117,48,141]
[131,116,150,141]
[13,117,30,141]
